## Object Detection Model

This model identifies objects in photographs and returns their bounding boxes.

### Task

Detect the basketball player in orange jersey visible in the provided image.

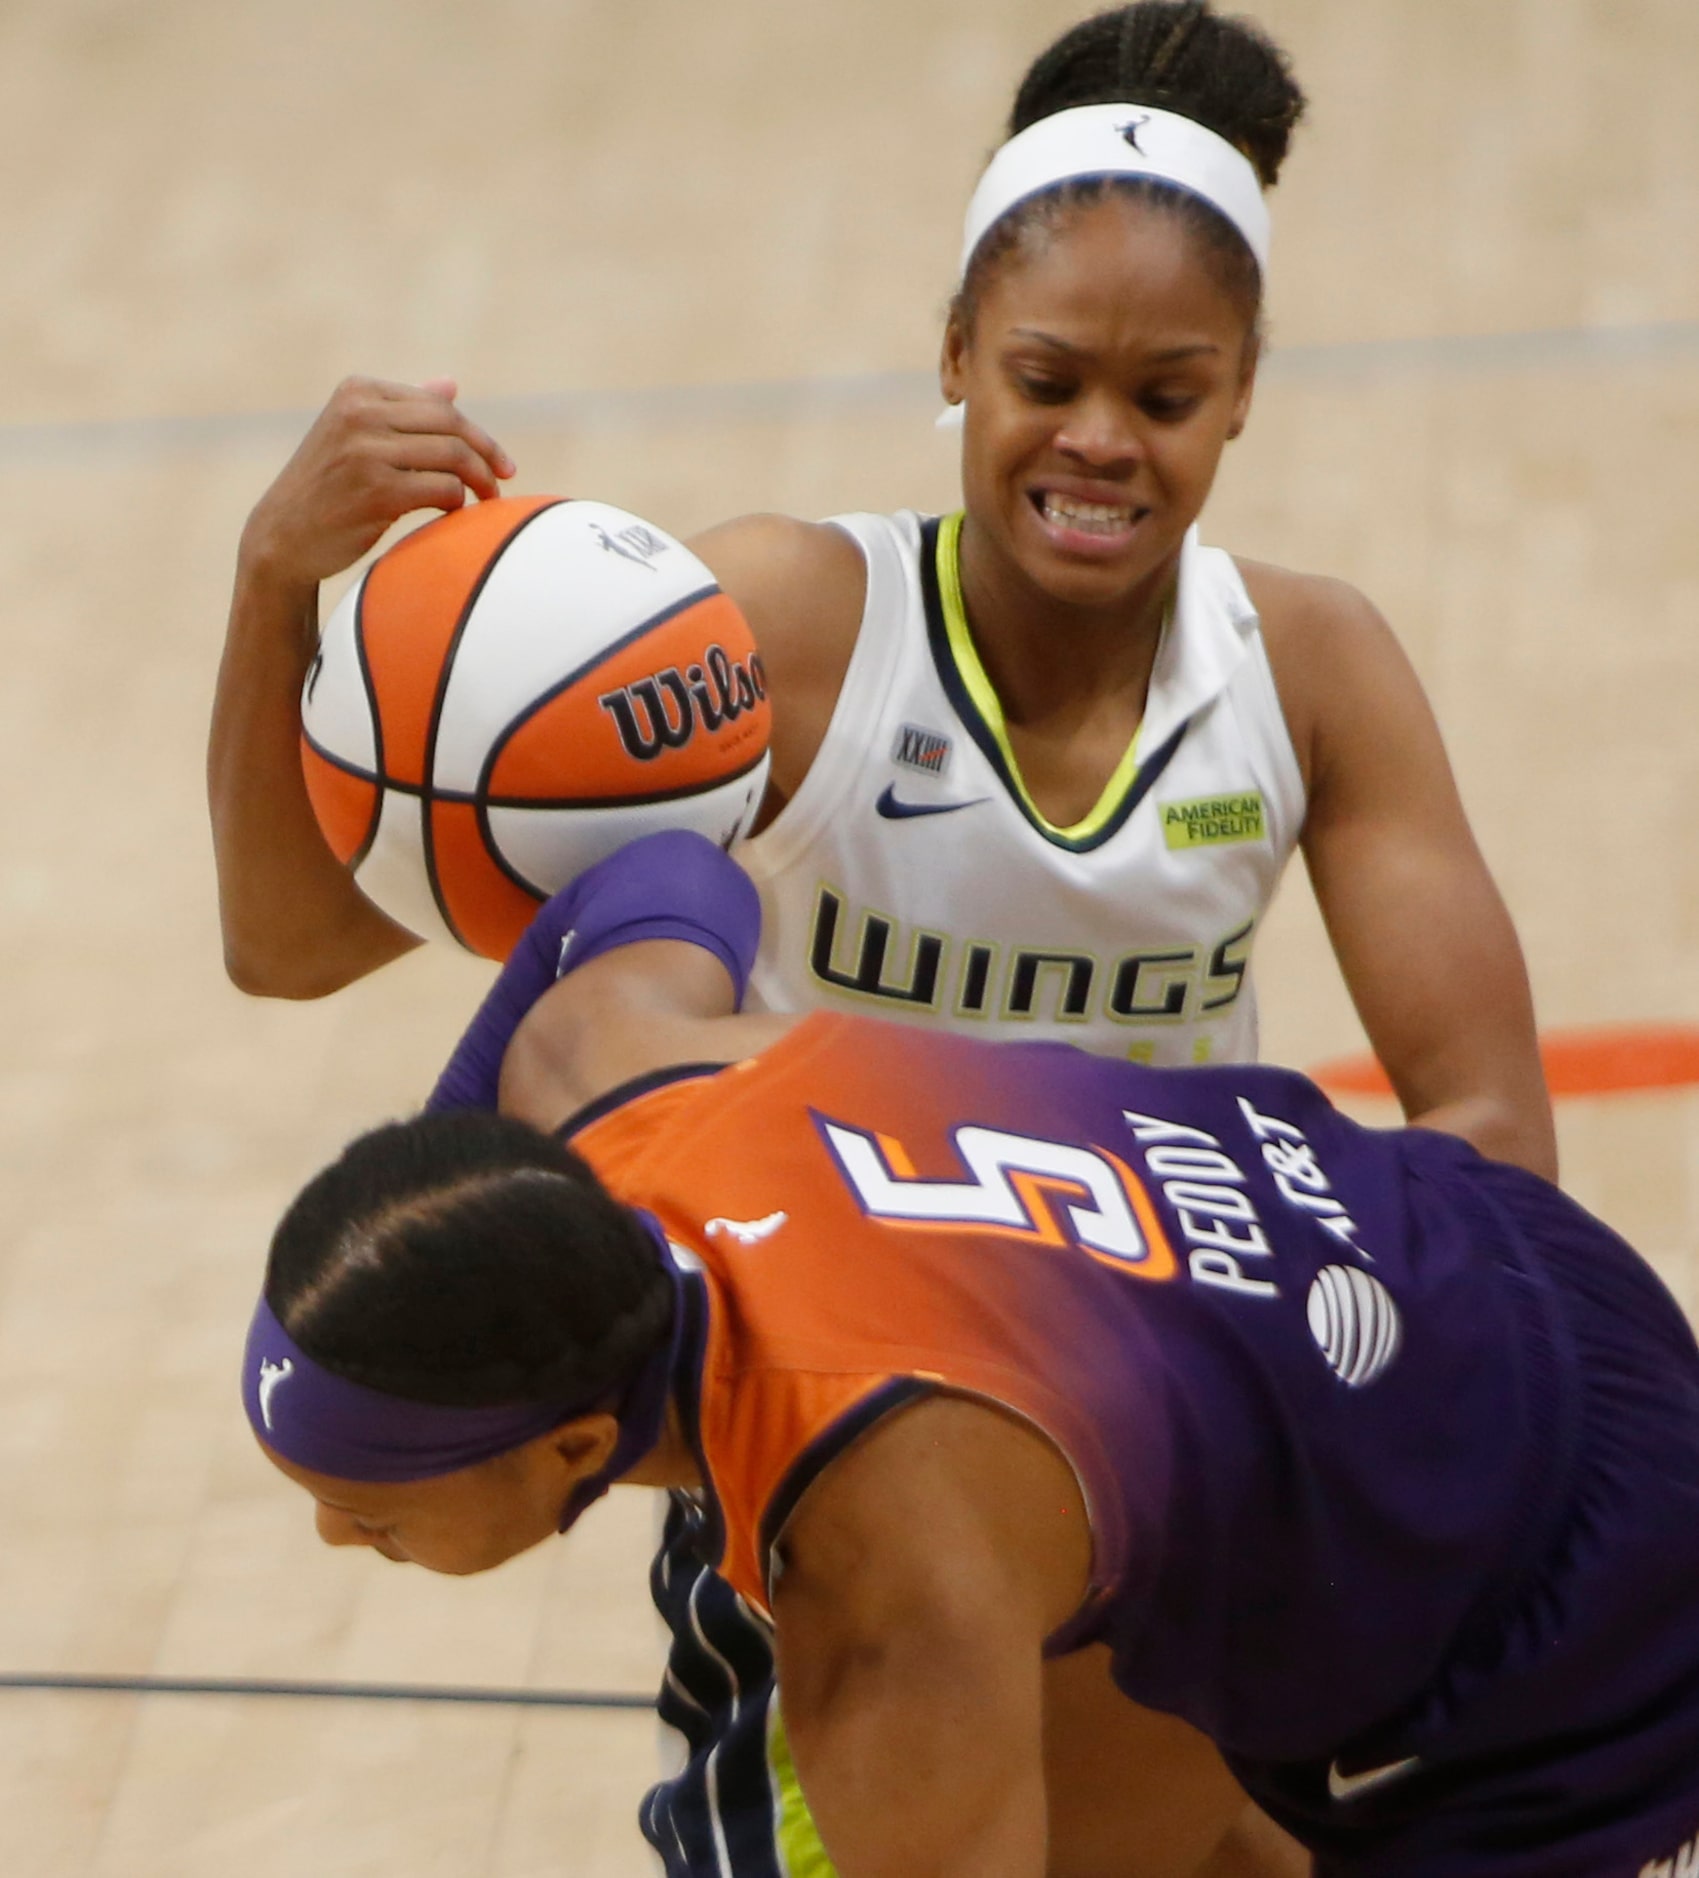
[244,832,1699,1878]
[207,6,1554,1872]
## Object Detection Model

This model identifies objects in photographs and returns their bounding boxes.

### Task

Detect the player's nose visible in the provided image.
[1055,379,1144,456]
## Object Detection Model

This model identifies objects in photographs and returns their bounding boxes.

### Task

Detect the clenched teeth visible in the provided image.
[1040,494,1139,533]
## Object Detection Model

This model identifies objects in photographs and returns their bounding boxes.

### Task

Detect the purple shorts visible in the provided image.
[1237,1156,1699,1876]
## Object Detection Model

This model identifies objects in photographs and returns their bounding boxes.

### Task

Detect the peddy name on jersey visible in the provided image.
[1121,1098,1369,1300]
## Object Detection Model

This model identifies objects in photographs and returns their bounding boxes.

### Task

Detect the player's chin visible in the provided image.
[436,1536,546,1577]
[377,1542,494,1576]
[1024,544,1165,612]
[407,1554,496,1578]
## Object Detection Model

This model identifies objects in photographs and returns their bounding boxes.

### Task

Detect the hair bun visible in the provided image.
[1010,2,1306,188]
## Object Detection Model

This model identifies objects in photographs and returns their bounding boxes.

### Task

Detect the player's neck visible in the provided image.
[619,1396,702,1491]
[957,530,1175,727]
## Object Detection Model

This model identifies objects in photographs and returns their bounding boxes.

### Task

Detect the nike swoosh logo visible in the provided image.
[1326,1754,1421,1803]
[875,784,989,821]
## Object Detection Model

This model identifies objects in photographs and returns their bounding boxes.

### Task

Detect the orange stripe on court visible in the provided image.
[1310,1024,1699,1099]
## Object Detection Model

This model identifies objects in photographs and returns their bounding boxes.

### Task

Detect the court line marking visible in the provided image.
[0,1670,654,1710]
[3,318,1697,464]
[1312,1023,1699,1099]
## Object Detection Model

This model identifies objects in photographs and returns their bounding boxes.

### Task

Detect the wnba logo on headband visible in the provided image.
[241,1298,584,1484]
[256,1357,294,1430]
[958,102,1271,281]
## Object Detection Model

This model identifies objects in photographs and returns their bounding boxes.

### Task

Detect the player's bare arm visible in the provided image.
[1250,563,1557,1180]
[771,1393,1089,1878]
[208,376,513,995]
[499,937,799,1133]
[1039,1652,1308,1878]
[207,401,863,998]
[774,1403,1287,1878]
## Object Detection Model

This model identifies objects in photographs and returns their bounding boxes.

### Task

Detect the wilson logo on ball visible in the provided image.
[598,645,769,762]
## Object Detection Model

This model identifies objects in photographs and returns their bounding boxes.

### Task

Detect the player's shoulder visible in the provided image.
[1233,557,1392,657]
[689,513,866,653]
[1230,558,1415,758]
[688,513,869,797]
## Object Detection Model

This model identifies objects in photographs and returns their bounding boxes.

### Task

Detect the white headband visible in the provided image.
[958,102,1270,282]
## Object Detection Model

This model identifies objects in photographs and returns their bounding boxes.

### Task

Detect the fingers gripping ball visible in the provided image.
[299,497,771,959]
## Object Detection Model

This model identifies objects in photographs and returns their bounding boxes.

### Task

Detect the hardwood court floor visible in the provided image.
[0,1,1695,1871]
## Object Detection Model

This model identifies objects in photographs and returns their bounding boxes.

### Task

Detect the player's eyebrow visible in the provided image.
[1008,327,1222,362]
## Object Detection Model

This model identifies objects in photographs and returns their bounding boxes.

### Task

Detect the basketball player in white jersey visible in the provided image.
[207,5,1554,1870]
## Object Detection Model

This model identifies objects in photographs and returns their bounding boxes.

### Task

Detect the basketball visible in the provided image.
[300,496,772,959]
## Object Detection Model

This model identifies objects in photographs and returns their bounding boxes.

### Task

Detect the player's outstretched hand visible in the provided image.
[239,375,517,589]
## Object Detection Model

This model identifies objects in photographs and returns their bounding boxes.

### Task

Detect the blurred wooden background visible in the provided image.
[1,2,1695,1870]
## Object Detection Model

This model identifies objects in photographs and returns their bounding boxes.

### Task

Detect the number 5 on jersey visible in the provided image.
[814,1116,1177,1279]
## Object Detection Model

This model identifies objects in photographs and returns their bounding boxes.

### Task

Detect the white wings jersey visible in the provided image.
[737,511,1306,1065]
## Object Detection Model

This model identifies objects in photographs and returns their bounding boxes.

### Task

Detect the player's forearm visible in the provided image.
[1372,973,1555,1179]
[1369,937,1556,1181]
[207,542,417,998]
[1305,837,1557,1182]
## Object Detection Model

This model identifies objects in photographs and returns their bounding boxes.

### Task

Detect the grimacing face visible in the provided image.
[261,1415,618,1576]
[942,192,1258,619]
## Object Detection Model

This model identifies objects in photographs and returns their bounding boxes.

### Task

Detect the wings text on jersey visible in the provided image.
[808,887,1254,1030]
[814,1116,1177,1278]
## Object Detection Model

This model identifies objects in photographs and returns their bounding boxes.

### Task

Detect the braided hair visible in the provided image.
[956,2,1307,333]
[1010,2,1304,183]
[266,1110,674,1409]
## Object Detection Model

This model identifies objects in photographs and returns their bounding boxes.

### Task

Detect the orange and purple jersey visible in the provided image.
[575,1014,1536,1746]
[574,1013,1699,1869]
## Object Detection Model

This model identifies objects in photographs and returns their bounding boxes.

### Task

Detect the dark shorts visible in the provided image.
[1237,1152,1699,1876]
[643,1495,790,1877]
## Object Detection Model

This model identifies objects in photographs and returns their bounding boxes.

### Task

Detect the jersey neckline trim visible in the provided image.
[669,1270,727,1577]
[920,513,1190,854]
[559,1061,729,1140]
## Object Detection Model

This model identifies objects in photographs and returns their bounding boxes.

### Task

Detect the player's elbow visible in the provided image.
[222,946,339,1001]
[219,924,363,1000]
[1475,1102,1559,1183]
[1461,1070,1559,1181]
[1408,1087,1558,1184]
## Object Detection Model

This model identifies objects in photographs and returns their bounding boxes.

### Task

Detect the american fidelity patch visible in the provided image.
[1160,791,1266,850]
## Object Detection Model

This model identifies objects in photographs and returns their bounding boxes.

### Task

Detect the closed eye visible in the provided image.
[1015,374,1077,405]
[1139,393,1203,421]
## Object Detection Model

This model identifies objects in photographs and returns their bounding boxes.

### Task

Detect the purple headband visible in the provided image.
[240,1298,594,1483]
[242,1217,686,1502]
